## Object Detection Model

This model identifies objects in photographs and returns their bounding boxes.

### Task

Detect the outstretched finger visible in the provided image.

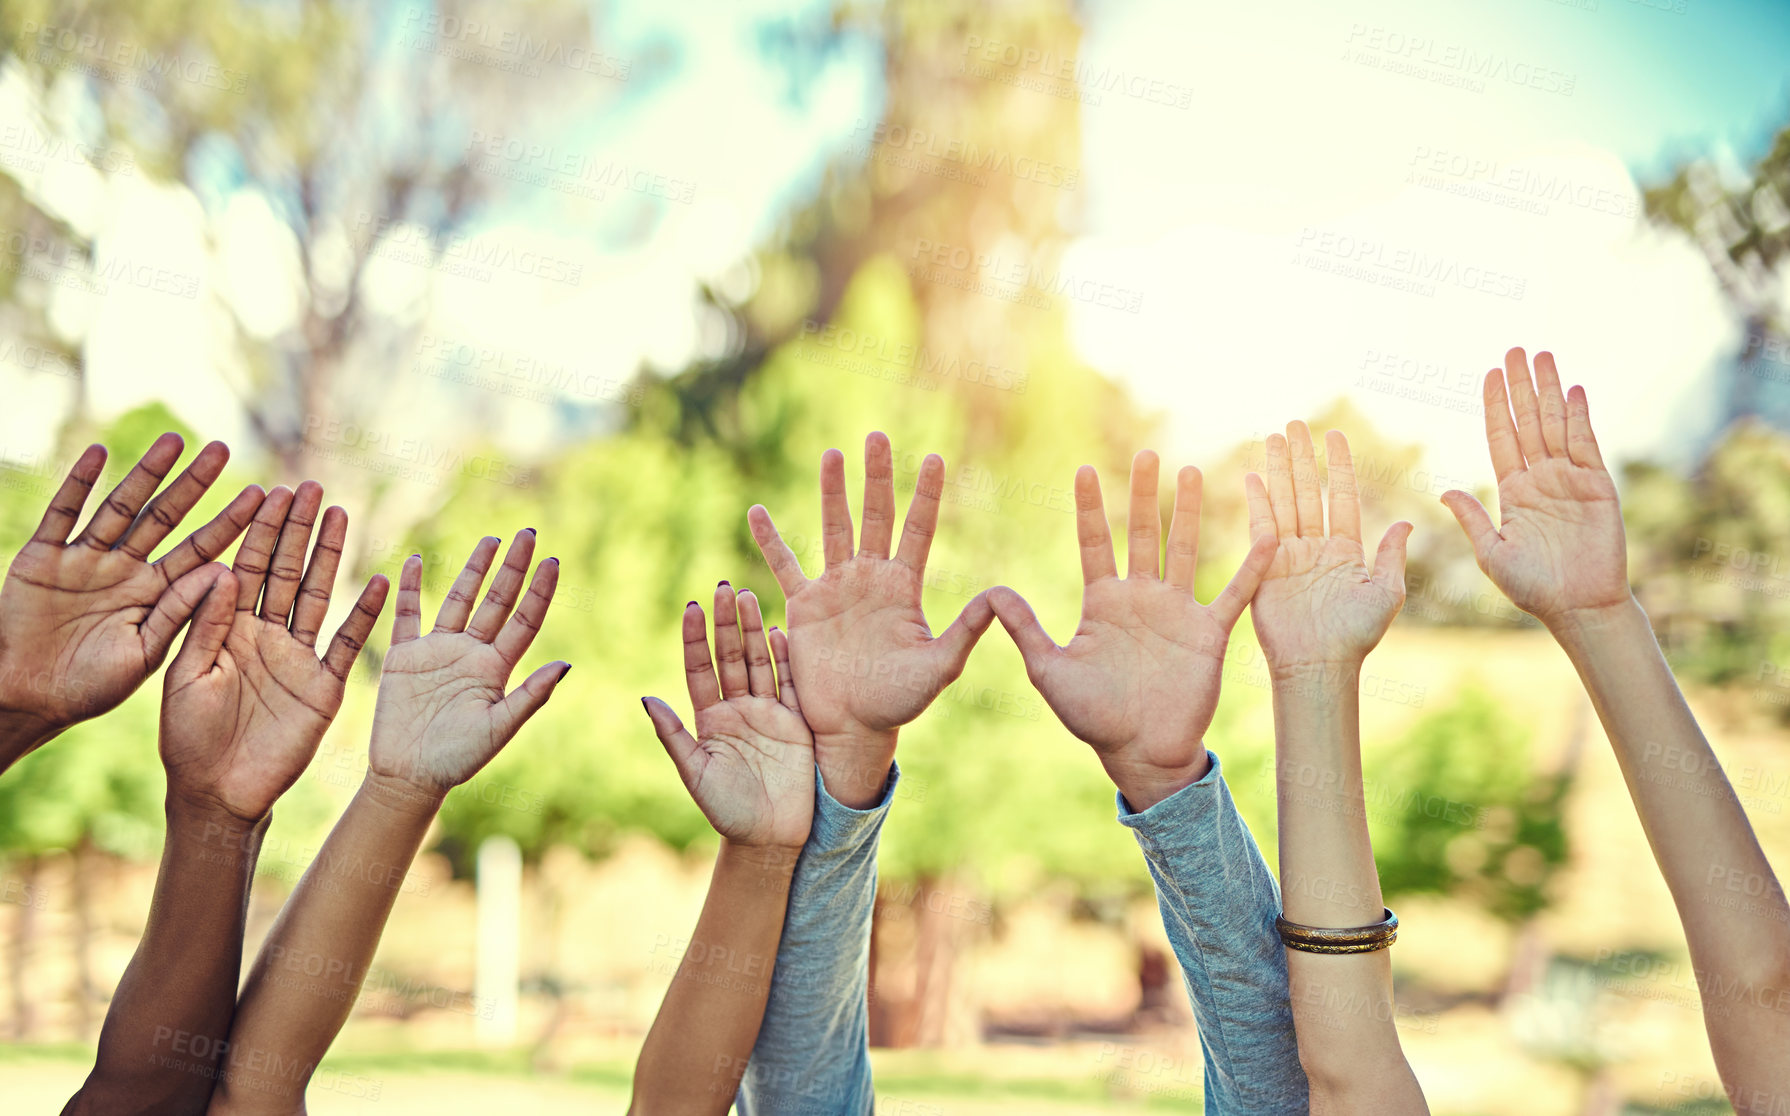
[290,505,348,646]
[895,453,946,574]
[1565,385,1607,472]
[232,486,295,612]
[1127,451,1162,580]
[712,581,750,698]
[860,432,897,559]
[74,433,184,551]
[1324,430,1362,544]
[467,530,537,642]
[156,484,265,582]
[738,589,777,698]
[392,555,425,644]
[1504,347,1549,465]
[1264,434,1298,538]
[434,536,500,634]
[1481,368,1526,482]
[1288,422,1324,538]
[1533,351,1570,458]
[260,480,323,625]
[118,440,230,560]
[1163,466,1202,589]
[820,448,855,570]
[1208,534,1279,631]
[1244,473,1277,544]
[682,601,722,711]
[322,575,391,682]
[493,558,559,670]
[1075,466,1118,584]
[33,444,105,545]
[769,626,801,713]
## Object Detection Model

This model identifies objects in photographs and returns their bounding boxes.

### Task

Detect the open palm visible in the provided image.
[161,484,388,822]
[1442,349,1628,627]
[1247,425,1409,672]
[643,585,813,849]
[369,532,569,798]
[0,435,261,734]
[990,453,1275,809]
[749,434,992,805]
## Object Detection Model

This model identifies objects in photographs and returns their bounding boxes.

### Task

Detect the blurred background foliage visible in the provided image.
[0,0,1788,1109]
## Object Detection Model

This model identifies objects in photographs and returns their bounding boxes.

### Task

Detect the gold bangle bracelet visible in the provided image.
[1275,907,1399,954]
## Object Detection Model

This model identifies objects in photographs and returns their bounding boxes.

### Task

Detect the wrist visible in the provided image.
[718,839,801,887]
[1105,748,1212,813]
[0,705,60,769]
[165,791,271,866]
[358,768,448,822]
[1544,594,1645,649]
[811,728,898,809]
[1267,659,1364,694]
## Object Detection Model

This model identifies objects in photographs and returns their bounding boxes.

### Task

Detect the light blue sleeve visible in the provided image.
[1115,749,1310,1114]
[734,762,896,1116]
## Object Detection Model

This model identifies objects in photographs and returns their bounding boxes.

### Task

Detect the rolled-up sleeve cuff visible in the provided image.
[1115,749,1225,858]
[809,761,900,849]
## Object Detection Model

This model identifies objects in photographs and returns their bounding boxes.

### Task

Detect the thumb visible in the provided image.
[986,586,1061,680]
[490,661,572,742]
[162,564,238,679]
[641,696,703,787]
[1440,490,1499,570]
[924,590,997,687]
[1371,521,1415,599]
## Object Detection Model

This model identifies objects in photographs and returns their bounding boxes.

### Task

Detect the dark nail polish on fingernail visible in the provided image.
[525,527,537,535]
[718,580,731,588]
[639,696,647,710]
[687,600,699,608]
[560,663,572,679]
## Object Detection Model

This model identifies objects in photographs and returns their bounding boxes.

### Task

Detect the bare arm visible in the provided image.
[208,532,568,1113]
[1248,423,1427,1114]
[67,484,386,1115]
[1443,348,1790,1105]
[630,587,814,1113]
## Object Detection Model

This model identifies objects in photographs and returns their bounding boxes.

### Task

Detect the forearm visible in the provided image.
[209,771,439,1113]
[66,795,267,1116]
[1552,598,1790,1085]
[1270,665,1423,1113]
[1118,750,1308,1115]
[631,842,797,1114]
[737,762,892,1116]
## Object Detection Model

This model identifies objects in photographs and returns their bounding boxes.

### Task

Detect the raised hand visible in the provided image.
[0,434,263,757]
[642,583,814,850]
[160,482,389,822]
[368,531,569,801]
[1441,347,1629,629]
[1246,423,1411,674]
[748,433,993,807]
[988,452,1277,811]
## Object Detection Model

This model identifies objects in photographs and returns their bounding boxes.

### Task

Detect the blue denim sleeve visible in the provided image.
[1116,749,1310,1115]
[734,762,896,1116]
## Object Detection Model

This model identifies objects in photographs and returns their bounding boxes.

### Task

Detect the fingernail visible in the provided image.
[547,556,559,565]
[524,527,537,535]
[560,663,572,679]
[639,696,648,710]
[686,600,699,608]
[718,580,731,588]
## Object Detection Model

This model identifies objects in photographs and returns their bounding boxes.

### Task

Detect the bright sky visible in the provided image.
[2,0,1787,484]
